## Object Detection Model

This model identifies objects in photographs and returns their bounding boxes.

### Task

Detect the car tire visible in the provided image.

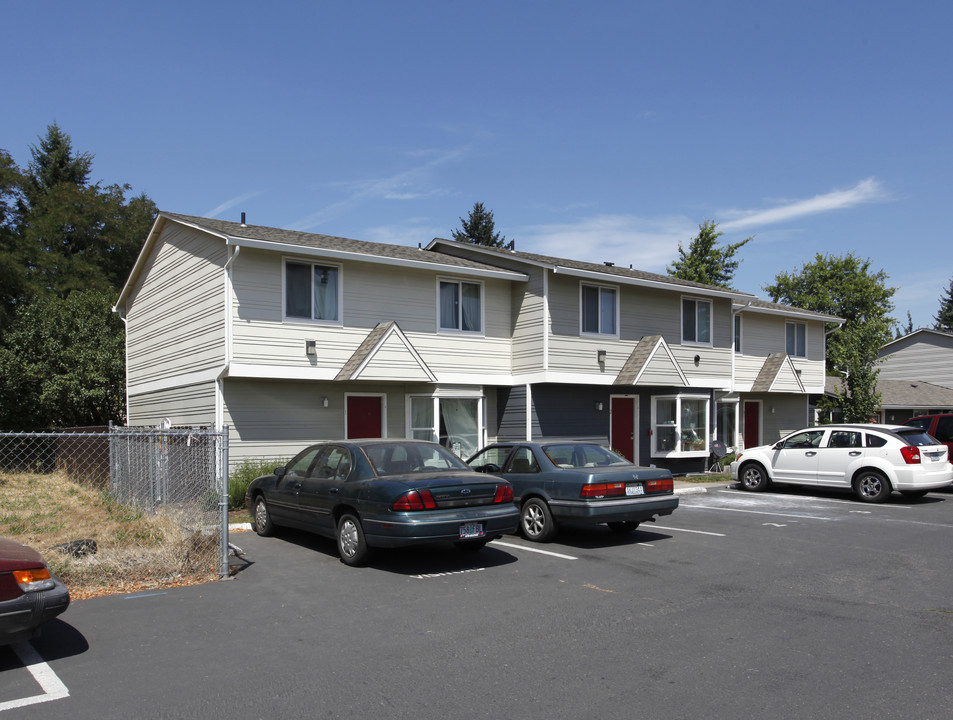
[854,470,891,503]
[454,539,488,552]
[607,521,640,534]
[337,513,372,566]
[252,496,274,537]
[521,498,557,542]
[739,462,770,492]
[900,489,929,500]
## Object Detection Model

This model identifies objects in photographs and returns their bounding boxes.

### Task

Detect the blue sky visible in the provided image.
[4,1,951,327]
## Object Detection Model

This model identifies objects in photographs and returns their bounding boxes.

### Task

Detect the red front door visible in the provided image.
[743,401,760,448]
[610,397,636,462]
[346,396,382,439]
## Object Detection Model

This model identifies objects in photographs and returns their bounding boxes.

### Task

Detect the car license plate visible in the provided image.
[626,484,645,496]
[459,523,484,539]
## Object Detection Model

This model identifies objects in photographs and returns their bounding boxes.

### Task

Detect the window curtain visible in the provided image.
[600,288,615,334]
[439,282,458,329]
[439,398,479,458]
[696,302,711,343]
[461,282,481,332]
[313,266,338,321]
[410,397,435,442]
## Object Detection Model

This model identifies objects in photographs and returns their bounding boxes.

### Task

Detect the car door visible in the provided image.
[815,430,864,487]
[295,445,353,535]
[770,430,826,484]
[270,446,323,525]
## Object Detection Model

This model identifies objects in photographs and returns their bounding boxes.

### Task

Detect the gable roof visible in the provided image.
[335,322,436,382]
[115,212,527,310]
[614,336,688,386]
[879,328,953,355]
[752,353,806,393]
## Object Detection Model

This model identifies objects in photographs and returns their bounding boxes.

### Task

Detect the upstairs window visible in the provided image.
[581,284,618,336]
[285,261,340,323]
[734,315,742,353]
[786,322,806,357]
[439,280,482,333]
[682,298,712,345]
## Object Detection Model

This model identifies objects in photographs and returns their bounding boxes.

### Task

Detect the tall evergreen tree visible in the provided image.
[934,276,953,332]
[765,253,895,423]
[25,122,93,204]
[452,202,509,248]
[0,150,26,329]
[667,220,753,288]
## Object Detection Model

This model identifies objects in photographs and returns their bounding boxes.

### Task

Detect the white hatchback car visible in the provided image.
[730,424,953,502]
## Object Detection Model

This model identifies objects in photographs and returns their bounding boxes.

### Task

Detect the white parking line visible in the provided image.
[489,540,578,560]
[679,504,834,521]
[0,642,69,712]
[652,525,726,537]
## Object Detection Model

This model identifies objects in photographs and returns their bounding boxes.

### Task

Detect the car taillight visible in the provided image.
[645,478,674,493]
[493,484,514,503]
[580,482,626,498]
[391,490,437,511]
[900,446,921,465]
[13,567,55,592]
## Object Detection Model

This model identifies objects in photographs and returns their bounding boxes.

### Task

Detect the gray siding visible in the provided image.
[127,382,217,427]
[878,334,953,388]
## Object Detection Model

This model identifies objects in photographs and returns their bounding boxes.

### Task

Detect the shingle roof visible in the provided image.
[826,377,953,408]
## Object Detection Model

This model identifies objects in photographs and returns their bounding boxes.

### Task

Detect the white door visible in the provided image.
[815,429,864,487]
[771,429,826,484]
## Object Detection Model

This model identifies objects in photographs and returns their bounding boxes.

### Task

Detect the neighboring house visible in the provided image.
[877,329,953,390]
[114,212,840,474]
[824,377,953,425]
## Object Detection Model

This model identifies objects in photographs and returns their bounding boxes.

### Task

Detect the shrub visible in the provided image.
[228,458,285,510]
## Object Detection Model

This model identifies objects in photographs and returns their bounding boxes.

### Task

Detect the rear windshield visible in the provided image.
[894,428,941,447]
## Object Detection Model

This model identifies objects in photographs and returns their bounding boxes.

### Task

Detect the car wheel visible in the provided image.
[337,513,372,566]
[739,463,769,492]
[454,539,488,552]
[607,521,640,534]
[900,489,929,500]
[252,496,274,537]
[854,470,891,503]
[521,498,557,542]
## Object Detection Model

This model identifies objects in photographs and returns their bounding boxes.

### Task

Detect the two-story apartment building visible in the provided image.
[114,212,840,474]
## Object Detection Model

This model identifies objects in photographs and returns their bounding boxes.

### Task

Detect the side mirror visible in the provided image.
[772,442,783,450]
[274,467,287,478]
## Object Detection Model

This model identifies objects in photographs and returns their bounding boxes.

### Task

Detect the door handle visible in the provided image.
[805,451,816,457]
[330,487,340,494]
[293,482,302,490]
[849,451,862,456]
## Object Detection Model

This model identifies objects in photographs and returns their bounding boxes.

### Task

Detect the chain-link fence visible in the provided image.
[0,425,230,598]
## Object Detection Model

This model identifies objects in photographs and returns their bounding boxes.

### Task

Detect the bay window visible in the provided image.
[652,395,710,457]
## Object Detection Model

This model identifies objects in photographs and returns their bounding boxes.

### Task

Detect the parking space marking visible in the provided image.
[652,525,726,537]
[0,642,69,712]
[720,488,914,509]
[679,504,834,521]
[489,540,578,560]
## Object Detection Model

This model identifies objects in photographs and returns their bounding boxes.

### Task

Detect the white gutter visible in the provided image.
[553,265,747,301]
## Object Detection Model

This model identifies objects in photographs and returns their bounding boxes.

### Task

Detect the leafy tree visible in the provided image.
[0,290,126,430]
[0,150,26,330]
[452,202,509,248]
[934,276,953,332]
[667,220,753,288]
[764,253,895,423]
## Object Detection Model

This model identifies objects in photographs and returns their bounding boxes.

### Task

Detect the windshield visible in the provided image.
[542,443,631,468]
[362,442,469,476]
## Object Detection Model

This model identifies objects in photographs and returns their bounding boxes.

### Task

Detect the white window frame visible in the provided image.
[579,283,620,338]
[681,297,713,346]
[437,278,484,335]
[786,321,807,357]
[406,391,485,458]
[282,258,343,325]
[650,394,711,458]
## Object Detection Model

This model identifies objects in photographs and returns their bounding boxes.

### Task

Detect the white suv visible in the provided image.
[730,424,953,502]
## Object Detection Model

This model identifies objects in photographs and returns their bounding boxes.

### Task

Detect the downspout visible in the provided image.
[116,309,129,426]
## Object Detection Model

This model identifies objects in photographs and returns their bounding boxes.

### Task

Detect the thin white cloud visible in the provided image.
[719,178,887,231]
[289,147,467,231]
[204,191,263,219]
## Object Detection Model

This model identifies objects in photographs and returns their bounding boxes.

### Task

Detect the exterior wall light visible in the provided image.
[305,340,317,356]
[597,349,606,363]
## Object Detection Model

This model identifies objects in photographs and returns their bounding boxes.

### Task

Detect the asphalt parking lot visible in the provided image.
[4,483,953,720]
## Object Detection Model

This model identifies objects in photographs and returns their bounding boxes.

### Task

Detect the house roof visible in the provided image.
[427,237,842,322]
[825,376,953,409]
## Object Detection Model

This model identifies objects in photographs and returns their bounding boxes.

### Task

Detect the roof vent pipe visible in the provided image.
[240,212,246,227]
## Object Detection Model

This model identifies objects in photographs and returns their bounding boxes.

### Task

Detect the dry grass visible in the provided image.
[0,471,220,599]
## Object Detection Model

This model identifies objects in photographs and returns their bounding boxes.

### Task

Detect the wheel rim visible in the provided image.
[523,504,544,537]
[742,467,762,488]
[859,474,883,498]
[339,519,359,557]
[255,499,268,528]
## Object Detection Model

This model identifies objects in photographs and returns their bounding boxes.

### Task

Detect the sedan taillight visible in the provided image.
[645,478,674,493]
[580,482,626,498]
[493,484,514,503]
[392,490,437,511]
[900,446,921,465]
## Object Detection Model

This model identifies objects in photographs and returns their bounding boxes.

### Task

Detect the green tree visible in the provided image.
[934,276,953,332]
[452,202,509,248]
[0,290,126,430]
[895,310,914,339]
[764,253,895,423]
[667,221,753,288]
[0,149,26,330]
[24,122,93,205]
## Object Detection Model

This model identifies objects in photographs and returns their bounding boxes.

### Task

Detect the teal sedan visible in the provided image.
[468,442,678,542]
[246,440,519,566]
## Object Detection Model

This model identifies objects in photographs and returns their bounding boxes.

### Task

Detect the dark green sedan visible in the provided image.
[467,442,678,542]
[246,439,519,566]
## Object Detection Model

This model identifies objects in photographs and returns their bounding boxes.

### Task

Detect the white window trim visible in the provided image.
[579,282,620,339]
[282,257,343,326]
[650,394,711,458]
[786,321,807,358]
[681,296,713,347]
[437,277,485,335]
[406,392,485,457]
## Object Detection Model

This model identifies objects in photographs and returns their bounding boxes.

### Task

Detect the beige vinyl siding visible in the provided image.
[124,224,226,387]
[229,250,513,378]
[744,393,809,445]
[878,334,953,388]
[512,268,546,374]
[127,382,217,427]
[740,312,825,363]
